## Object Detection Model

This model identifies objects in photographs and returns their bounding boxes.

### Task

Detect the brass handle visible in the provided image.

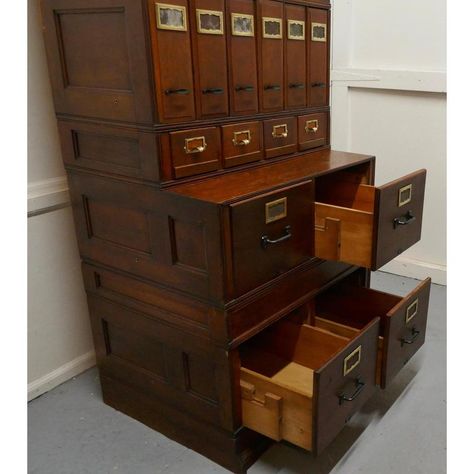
[272,124,288,138]
[184,136,207,154]
[305,119,319,133]
[232,130,251,147]
[338,378,365,405]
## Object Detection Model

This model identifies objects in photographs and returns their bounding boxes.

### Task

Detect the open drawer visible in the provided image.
[239,317,379,454]
[314,169,426,269]
[312,277,431,389]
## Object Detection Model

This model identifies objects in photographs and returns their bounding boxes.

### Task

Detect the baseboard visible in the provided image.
[28,351,96,401]
[28,176,70,217]
[379,256,446,286]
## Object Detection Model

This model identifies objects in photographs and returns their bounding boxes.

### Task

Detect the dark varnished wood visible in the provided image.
[297,112,328,150]
[41,0,154,123]
[222,121,263,168]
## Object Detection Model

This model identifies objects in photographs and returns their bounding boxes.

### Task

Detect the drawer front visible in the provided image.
[314,318,379,454]
[307,7,329,107]
[285,4,307,108]
[169,127,221,178]
[193,0,229,117]
[382,278,431,388]
[228,0,259,114]
[374,169,427,269]
[148,0,196,122]
[222,121,263,168]
[263,117,297,158]
[230,181,314,297]
[259,0,284,111]
[298,112,328,150]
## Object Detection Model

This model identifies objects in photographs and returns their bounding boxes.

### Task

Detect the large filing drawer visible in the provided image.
[314,169,427,269]
[230,181,313,297]
[240,317,379,453]
[312,276,431,388]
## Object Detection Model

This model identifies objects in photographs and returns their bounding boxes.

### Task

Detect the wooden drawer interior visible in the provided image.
[314,167,426,270]
[239,313,379,452]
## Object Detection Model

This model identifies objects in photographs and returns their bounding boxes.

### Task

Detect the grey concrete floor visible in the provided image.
[28,272,446,474]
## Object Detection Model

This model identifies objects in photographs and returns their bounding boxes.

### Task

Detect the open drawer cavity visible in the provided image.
[314,169,426,269]
[312,276,431,389]
[239,317,379,454]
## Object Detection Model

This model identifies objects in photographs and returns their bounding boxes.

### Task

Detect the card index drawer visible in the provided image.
[314,169,427,270]
[221,121,263,168]
[298,112,328,151]
[240,317,379,453]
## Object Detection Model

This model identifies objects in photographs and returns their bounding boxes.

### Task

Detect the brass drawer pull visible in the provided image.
[261,225,292,249]
[184,136,207,154]
[232,130,252,146]
[165,88,190,95]
[393,210,416,229]
[305,119,319,133]
[235,85,254,92]
[202,88,224,95]
[401,327,420,346]
[264,84,281,91]
[338,377,365,405]
[272,124,288,138]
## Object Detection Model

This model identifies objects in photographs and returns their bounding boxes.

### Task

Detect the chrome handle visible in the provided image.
[401,327,420,346]
[393,210,416,229]
[338,378,365,405]
[261,225,292,249]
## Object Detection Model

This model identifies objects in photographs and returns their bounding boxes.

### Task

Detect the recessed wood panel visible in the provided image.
[85,198,152,253]
[106,322,167,379]
[170,218,208,271]
[41,0,153,122]
[57,8,131,90]
[184,352,218,402]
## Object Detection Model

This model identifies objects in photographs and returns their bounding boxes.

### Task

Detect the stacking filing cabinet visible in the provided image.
[41,0,431,472]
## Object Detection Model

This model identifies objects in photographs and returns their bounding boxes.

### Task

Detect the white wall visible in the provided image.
[331,0,447,284]
[28,0,94,400]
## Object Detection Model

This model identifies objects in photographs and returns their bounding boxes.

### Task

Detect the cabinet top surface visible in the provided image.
[167,149,374,204]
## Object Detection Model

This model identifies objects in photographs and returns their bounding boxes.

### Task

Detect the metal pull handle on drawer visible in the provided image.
[393,210,416,229]
[272,124,288,138]
[289,83,304,89]
[401,327,420,346]
[235,85,254,92]
[165,88,190,95]
[338,377,365,405]
[311,82,326,88]
[232,130,252,146]
[202,88,224,95]
[184,136,207,154]
[261,225,292,249]
[264,84,281,91]
[305,119,319,133]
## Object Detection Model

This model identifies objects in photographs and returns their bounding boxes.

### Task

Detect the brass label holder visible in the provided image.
[305,119,319,133]
[398,184,412,207]
[405,298,419,324]
[311,22,327,42]
[287,20,305,40]
[343,345,362,376]
[155,3,188,32]
[196,9,224,35]
[265,197,287,224]
[262,17,283,39]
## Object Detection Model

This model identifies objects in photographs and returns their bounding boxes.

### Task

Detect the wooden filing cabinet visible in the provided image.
[41,0,431,472]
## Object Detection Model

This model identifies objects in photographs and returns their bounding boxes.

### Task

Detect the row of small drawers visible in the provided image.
[160,112,328,179]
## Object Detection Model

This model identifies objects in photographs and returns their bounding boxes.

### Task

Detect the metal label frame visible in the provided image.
[271,123,288,138]
[231,13,254,37]
[343,345,362,376]
[262,17,282,39]
[311,22,327,42]
[196,9,224,35]
[287,19,305,40]
[232,129,252,146]
[265,197,287,224]
[305,119,319,133]
[405,299,419,324]
[184,136,207,154]
[155,3,188,32]
[398,184,413,207]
